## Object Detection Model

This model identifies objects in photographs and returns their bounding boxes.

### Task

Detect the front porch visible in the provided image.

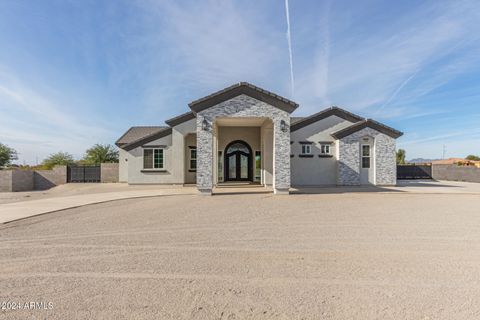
[213,117,273,188]
[187,83,298,196]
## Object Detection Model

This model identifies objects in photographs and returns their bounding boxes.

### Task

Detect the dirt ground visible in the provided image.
[0,183,192,204]
[1,191,480,319]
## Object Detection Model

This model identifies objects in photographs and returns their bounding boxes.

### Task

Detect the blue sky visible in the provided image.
[1,0,479,164]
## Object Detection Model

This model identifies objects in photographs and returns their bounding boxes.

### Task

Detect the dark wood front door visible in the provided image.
[224,140,252,181]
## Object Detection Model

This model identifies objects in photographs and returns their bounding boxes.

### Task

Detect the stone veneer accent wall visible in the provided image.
[337,127,396,185]
[196,94,291,194]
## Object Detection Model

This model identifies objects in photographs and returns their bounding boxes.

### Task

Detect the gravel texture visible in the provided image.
[1,192,480,319]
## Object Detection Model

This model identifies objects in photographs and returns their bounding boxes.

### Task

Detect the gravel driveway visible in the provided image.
[1,192,480,319]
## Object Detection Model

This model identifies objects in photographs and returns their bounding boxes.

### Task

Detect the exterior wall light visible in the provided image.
[280,120,288,132]
[202,118,209,131]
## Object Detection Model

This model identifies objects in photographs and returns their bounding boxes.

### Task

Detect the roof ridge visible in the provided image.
[115,126,169,146]
[165,111,196,127]
[331,118,403,139]
[290,106,364,132]
[188,82,298,110]
[121,127,172,151]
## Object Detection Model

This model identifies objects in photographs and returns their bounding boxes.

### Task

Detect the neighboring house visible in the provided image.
[116,82,403,195]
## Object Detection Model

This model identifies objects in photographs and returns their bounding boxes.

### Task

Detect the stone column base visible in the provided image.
[274,188,290,195]
[198,188,212,196]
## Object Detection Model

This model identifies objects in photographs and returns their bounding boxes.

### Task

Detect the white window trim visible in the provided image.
[361,144,371,169]
[189,148,197,170]
[319,143,331,155]
[301,144,312,155]
[143,148,165,170]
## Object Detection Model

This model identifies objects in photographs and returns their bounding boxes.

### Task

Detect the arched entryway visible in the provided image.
[224,140,253,181]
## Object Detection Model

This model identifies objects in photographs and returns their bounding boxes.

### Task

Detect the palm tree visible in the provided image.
[396,149,406,164]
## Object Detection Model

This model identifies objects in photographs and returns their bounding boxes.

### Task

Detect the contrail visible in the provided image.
[376,71,418,115]
[285,0,294,97]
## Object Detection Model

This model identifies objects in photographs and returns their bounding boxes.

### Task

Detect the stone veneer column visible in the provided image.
[196,115,213,195]
[273,119,291,194]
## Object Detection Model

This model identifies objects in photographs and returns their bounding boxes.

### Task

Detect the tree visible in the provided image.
[0,143,18,167]
[83,144,118,165]
[396,149,406,164]
[42,152,75,169]
[466,155,480,161]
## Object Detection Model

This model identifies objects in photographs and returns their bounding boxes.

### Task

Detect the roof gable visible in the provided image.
[116,126,168,147]
[119,127,172,151]
[331,119,403,139]
[291,107,364,132]
[188,82,299,114]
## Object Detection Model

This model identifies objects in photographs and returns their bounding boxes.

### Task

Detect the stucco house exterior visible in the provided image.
[116,82,403,195]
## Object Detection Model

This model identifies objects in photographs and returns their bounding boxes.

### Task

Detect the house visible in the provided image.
[116,82,403,195]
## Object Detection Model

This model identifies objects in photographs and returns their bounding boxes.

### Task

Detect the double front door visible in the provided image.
[224,140,252,181]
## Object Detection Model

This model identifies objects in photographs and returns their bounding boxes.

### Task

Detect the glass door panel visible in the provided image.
[228,154,236,179]
[240,154,248,179]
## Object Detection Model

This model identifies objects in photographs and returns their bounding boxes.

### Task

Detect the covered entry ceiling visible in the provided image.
[215,117,269,127]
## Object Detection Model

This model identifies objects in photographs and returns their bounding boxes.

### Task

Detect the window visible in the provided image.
[255,151,261,182]
[301,144,312,155]
[320,144,331,155]
[143,148,164,169]
[218,151,223,182]
[226,142,249,154]
[189,148,197,170]
[361,145,371,168]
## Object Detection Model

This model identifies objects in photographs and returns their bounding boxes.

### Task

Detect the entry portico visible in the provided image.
[191,84,298,195]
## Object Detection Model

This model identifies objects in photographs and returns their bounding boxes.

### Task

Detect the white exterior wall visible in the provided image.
[118,149,128,182]
[290,115,353,186]
[126,134,177,184]
[126,119,196,184]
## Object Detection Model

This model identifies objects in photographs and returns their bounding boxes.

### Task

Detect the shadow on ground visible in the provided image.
[291,185,404,194]
[396,179,461,188]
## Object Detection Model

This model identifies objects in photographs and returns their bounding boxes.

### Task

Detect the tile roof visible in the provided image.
[331,119,403,139]
[115,126,169,146]
[165,111,196,127]
[290,106,364,132]
[188,82,299,114]
[120,127,173,151]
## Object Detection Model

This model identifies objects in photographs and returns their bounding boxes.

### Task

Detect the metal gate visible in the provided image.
[397,165,432,179]
[67,166,101,183]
